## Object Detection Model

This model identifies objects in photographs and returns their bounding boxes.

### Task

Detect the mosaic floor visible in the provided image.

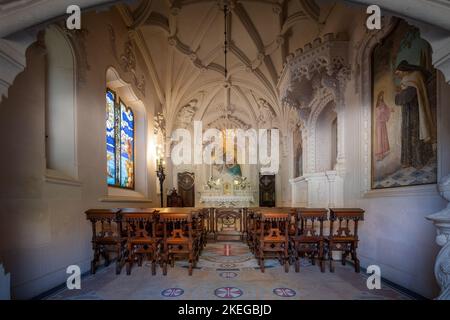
[46,242,411,300]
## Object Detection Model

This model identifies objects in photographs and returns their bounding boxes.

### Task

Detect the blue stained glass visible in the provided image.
[120,101,134,189]
[106,90,116,186]
[106,90,135,189]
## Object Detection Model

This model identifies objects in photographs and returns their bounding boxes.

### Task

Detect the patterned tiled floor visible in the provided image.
[46,242,411,300]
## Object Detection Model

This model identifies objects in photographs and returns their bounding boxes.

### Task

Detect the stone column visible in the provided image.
[426,174,450,300]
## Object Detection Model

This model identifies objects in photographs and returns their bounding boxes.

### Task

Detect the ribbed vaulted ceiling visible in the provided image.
[116,0,343,133]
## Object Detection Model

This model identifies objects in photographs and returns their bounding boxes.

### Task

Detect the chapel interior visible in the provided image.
[1,0,450,301]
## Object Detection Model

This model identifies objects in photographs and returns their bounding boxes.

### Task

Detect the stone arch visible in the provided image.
[304,88,336,173]
[106,66,148,197]
[44,24,78,179]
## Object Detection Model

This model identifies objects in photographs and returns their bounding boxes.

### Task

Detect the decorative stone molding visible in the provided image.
[108,25,146,97]
[276,104,300,158]
[176,99,197,129]
[154,111,166,136]
[0,0,112,38]
[290,171,344,208]
[0,31,36,104]
[427,175,450,300]
[56,23,90,86]
[0,23,90,101]
[304,87,335,173]
[207,114,249,130]
[256,98,276,129]
[278,32,350,109]
[353,16,397,94]
[278,32,350,178]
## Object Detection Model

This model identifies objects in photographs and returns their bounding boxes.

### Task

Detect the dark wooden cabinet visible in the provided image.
[259,174,275,207]
[177,172,195,207]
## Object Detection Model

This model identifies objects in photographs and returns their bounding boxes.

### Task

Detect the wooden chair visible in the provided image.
[159,208,200,276]
[121,208,159,275]
[291,208,328,273]
[327,208,365,273]
[85,209,125,275]
[196,208,209,252]
[246,210,259,253]
[254,209,291,273]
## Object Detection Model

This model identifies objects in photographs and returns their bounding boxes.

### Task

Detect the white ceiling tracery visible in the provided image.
[116,0,327,135]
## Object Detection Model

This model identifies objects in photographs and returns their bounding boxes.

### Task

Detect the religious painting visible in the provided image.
[119,101,135,189]
[106,89,117,186]
[106,89,135,189]
[223,182,232,195]
[371,19,437,189]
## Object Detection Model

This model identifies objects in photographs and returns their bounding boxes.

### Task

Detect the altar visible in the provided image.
[199,195,254,207]
[198,167,255,240]
[199,172,255,208]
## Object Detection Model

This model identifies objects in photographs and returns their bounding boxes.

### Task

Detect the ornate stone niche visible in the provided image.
[279,33,350,208]
[279,33,350,112]
[279,32,350,174]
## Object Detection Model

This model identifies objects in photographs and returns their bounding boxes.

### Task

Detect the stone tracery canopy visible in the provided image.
[278,32,350,124]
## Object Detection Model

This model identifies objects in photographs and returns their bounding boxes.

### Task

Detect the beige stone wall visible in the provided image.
[0,1,449,301]
[0,8,159,299]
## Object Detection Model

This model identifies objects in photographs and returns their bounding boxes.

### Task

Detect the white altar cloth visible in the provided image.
[199,195,255,207]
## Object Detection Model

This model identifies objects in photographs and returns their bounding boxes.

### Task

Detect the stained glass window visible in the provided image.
[120,101,134,189]
[106,89,135,189]
[106,89,116,186]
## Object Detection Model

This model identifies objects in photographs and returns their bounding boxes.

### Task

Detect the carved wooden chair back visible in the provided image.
[121,209,158,240]
[160,213,193,242]
[121,208,159,275]
[260,213,290,241]
[297,208,328,238]
[86,209,122,239]
[327,208,365,273]
[291,208,328,273]
[254,211,291,273]
[329,209,364,239]
[159,211,199,276]
[247,209,262,252]
[85,209,123,274]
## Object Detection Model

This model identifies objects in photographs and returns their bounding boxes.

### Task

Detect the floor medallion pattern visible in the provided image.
[161,288,184,298]
[219,271,239,279]
[273,288,296,298]
[44,242,412,300]
[214,287,243,299]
